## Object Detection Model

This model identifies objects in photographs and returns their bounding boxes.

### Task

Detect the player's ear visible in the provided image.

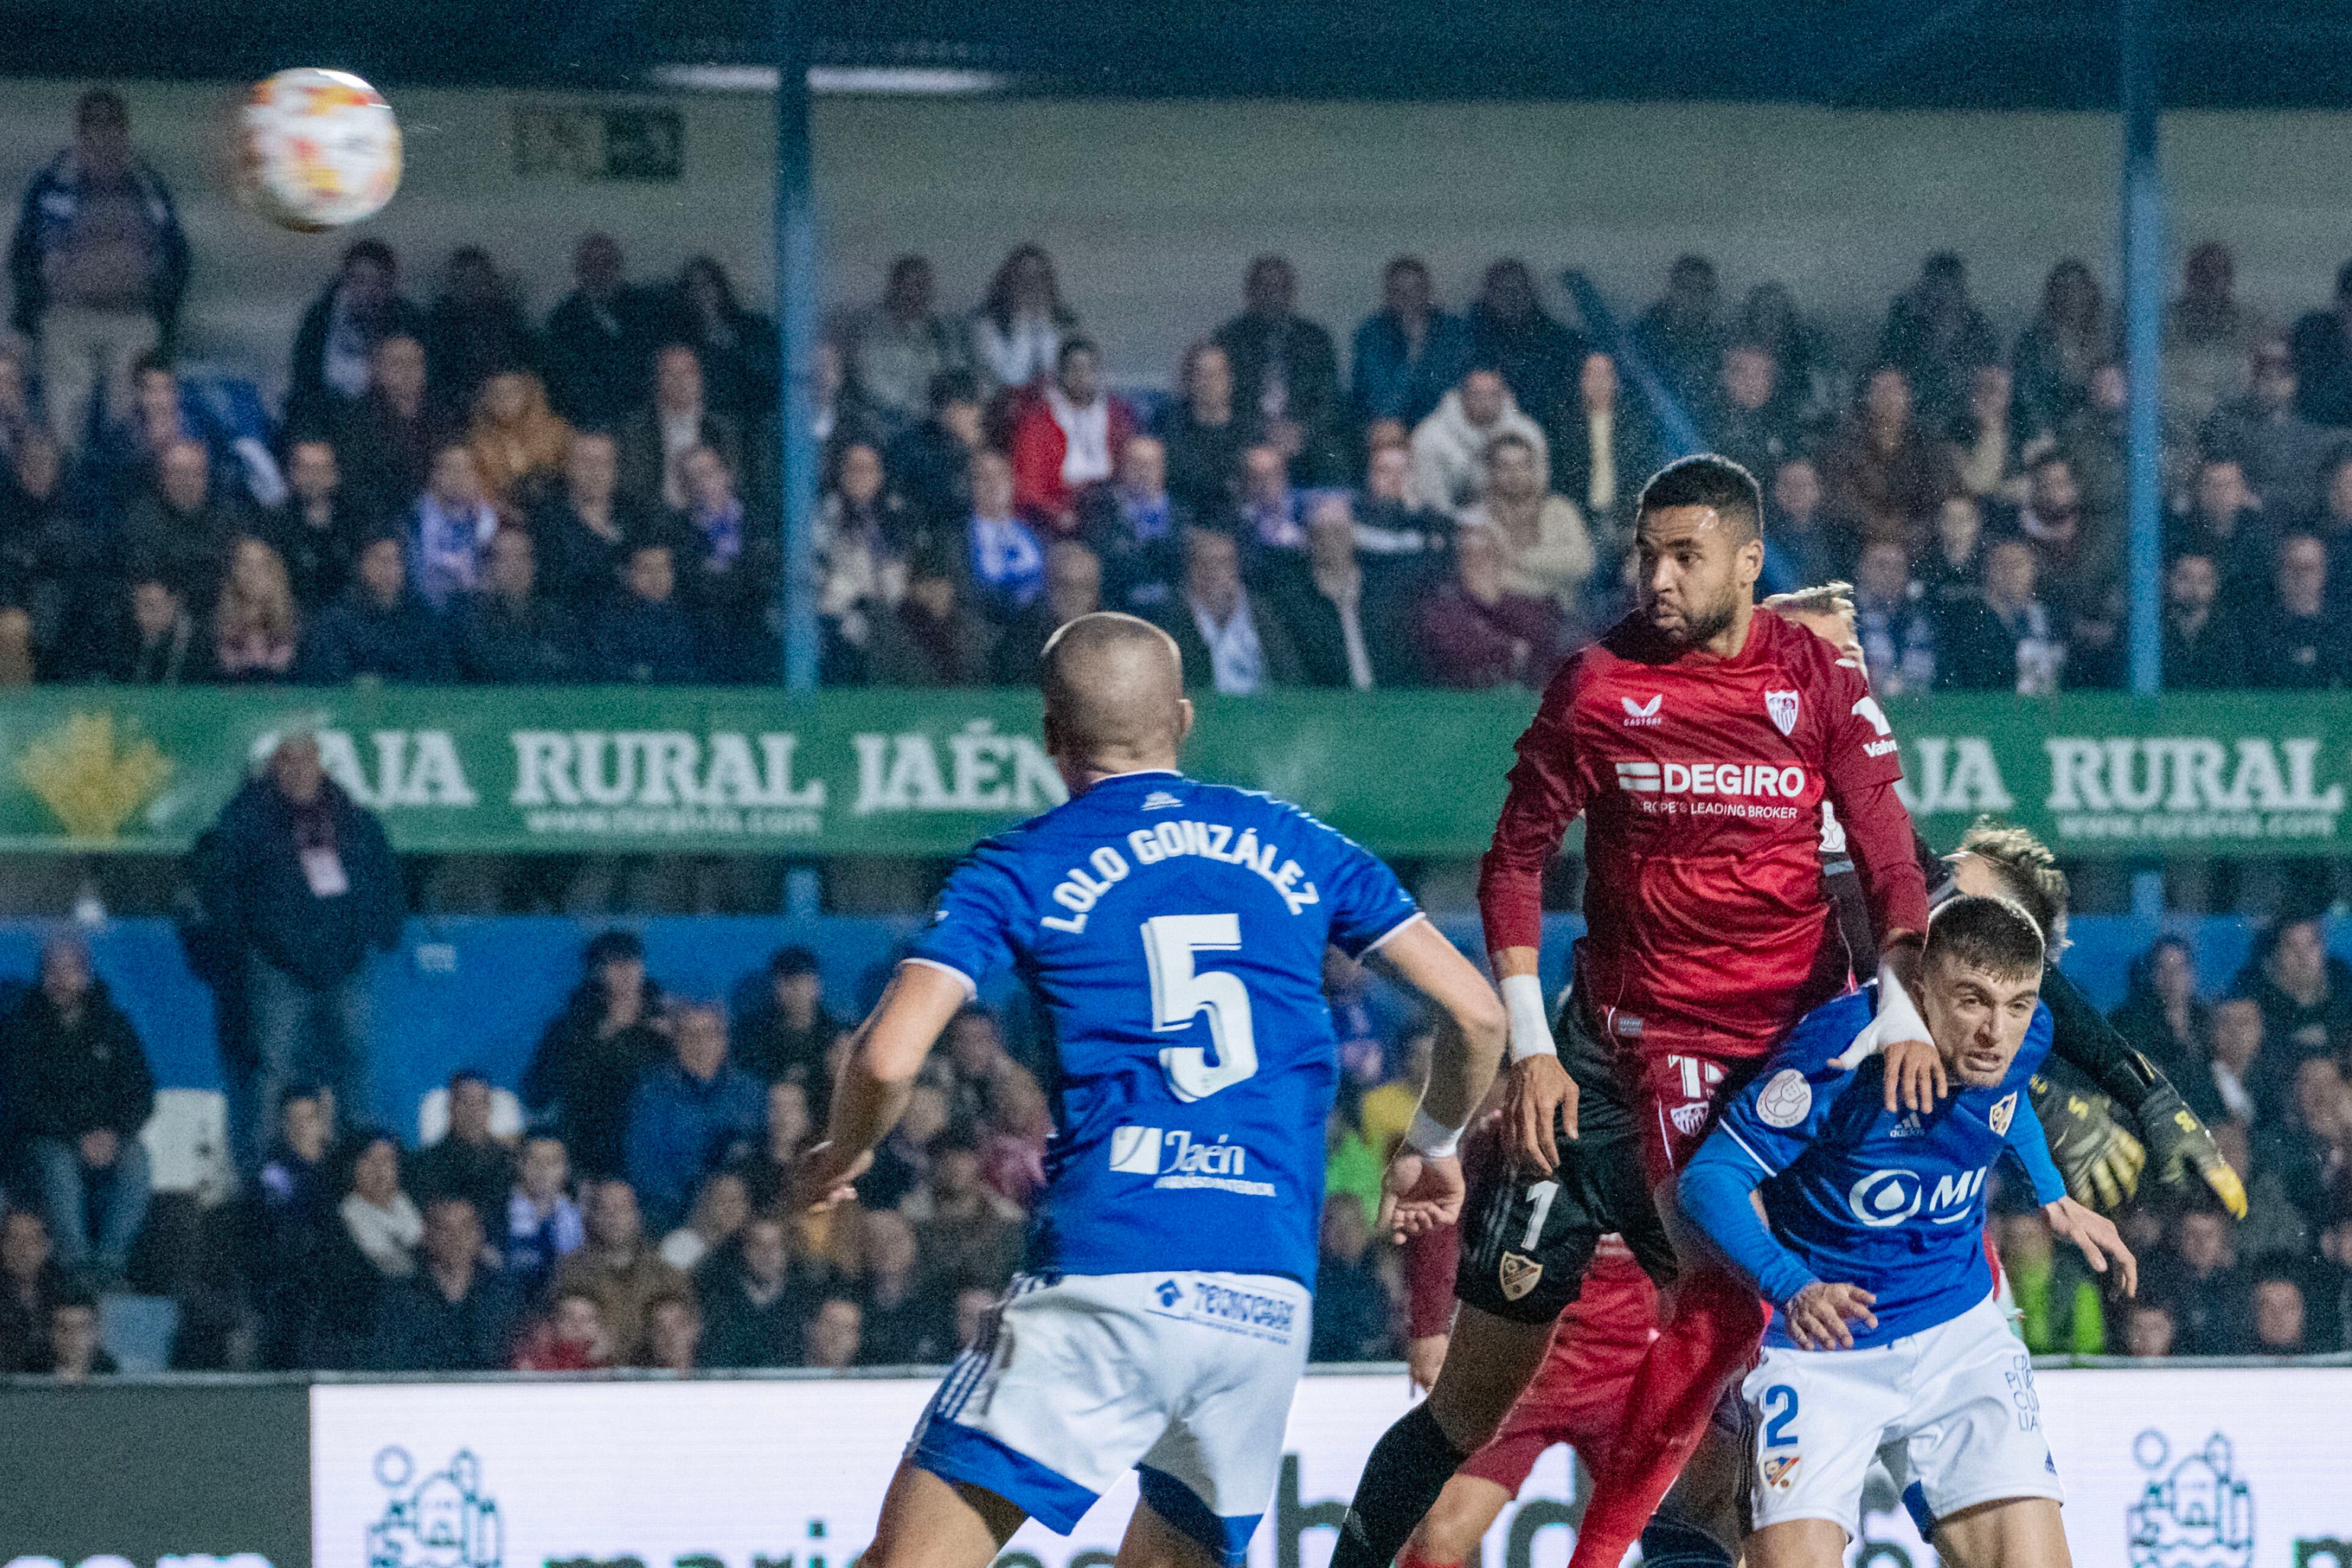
[1738,534,1765,587]
[1172,698,1196,751]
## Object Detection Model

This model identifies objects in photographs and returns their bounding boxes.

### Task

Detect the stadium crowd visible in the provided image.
[13,93,2352,690]
[4,884,2352,1376]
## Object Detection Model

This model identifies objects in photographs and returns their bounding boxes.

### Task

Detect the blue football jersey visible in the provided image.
[906,770,1421,1286]
[1711,986,2055,1348]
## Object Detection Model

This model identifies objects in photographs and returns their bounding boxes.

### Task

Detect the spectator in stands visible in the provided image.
[1917,494,1988,601]
[1158,524,1300,693]
[867,538,997,686]
[509,1287,613,1372]
[745,1080,816,1202]
[2291,258,2352,427]
[465,370,572,518]
[2054,362,2128,532]
[1764,456,1846,589]
[674,256,778,423]
[211,535,299,683]
[370,1195,522,1372]
[814,440,912,681]
[503,1134,583,1299]
[408,1069,515,1227]
[624,1001,764,1234]
[1851,539,1937,695]
[1309,1194,1394,1362]
[288,242,424,440]
[1351,255,1472,429]
[422,245,537,423]
[2112,935,2212,1090]
[0,1210,65,1373]
[2158,1208,2252,1355]
[310,1130,422,1365]
[1217,255,1343,484]
[804,1294,864,1370]
[456,525,577,683]
[856,1209,947,1365]
[250,1086,334,1367]
[1,932,154,1285]
[619,343,744,515]
[1823,365,1954,550]
[1952,363,2030,507]
[855,1080,948,1211]
[1008,337,1135,534]
[886,369,985,532]
[1631,253,1725,412]
[734,945,837,1092]
[1553,352,1659,557]
[1461,430,1592,613]
[2011,259,2113,440]
[1708,340,1799,481]
[675,444,770,675]
[46,1287,112,1381]
[2202,338,2333,526]
[845,255,966,434]
[1162,340,1249,523]
[700,1214,809,1368]
[2257,534,2350,687]
[2,432,74,650]
[299,531,451,683]
[1416,523,1564,689]
[2199,995,2267,1128]
[204,733,401,1164]
[2235,910,2352,1078]
[2119,1299,2177,1359]
[534,430,646,617]
[1975,539,2066,695]
[1266,493,1402,690]
[2166,242,2268,429]
[82,571,191,681]
[1352,434,1454,578]
[328,334,440,528]
[9,90,190,454]
[967,244,1076,396]
[1080,434,1185,618]
[595,542,702,683]
[902,1135,1024,1296]
[2160,551,2249,690]
[1737,281,1837,435]
[260,439,361,612]
[1877,252,2000,440]
[2259,1061,2352,1236]
[542,233,663,431]
[125,437,241,608]
[1237,441,1309,553]
[957,447,1045,623]
[2172,456,2273,610]
[995,538,1104,686]
[407,443,500,612]
[524,929,667,1182]
[1467,257,1587,446]
[552,1178,688,1363]
[2251,1272,2310,1355]
[1411,366,1546,520]
[659,1168,750,1272]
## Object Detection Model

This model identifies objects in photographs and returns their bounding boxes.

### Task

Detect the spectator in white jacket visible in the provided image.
[1408,367,1547,518]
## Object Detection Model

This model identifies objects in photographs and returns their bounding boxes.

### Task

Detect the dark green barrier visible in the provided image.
[0,686,2342,858]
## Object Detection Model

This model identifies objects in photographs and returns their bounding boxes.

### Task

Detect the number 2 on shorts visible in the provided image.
[1760,1384,1800,1448]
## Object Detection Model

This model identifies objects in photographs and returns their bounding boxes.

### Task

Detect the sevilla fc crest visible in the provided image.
[1499,1251,1545,1301]
[1990,1091,2018,1136]
[1764,689,1801,736]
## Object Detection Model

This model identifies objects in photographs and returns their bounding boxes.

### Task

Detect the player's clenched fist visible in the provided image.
[1504,1053,1579,1172]
[1780,1281,1879,1351]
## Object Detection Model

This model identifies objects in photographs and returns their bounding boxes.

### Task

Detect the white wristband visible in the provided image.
[1501,973,1556,1064]
[1403,1106,1463,1159]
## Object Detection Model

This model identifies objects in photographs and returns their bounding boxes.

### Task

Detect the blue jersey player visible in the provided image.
[793,613,1508,1568]
[1677,895,2136,1568]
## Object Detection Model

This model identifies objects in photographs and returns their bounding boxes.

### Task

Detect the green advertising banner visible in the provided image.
[0,685,2341,859]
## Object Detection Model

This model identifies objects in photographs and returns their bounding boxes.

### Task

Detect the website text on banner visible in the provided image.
[6,689,2352,858]
[304,1368,2351,1568]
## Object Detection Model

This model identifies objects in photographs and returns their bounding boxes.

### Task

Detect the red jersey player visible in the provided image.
[1334,455,1934,1568]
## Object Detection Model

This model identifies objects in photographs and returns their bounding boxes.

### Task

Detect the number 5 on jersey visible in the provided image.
[1143,913,1259,1102]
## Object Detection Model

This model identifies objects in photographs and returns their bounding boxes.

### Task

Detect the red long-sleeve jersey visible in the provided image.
[1478,607,1929,1059]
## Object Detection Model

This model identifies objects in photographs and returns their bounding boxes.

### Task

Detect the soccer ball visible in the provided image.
[239,68,402,232]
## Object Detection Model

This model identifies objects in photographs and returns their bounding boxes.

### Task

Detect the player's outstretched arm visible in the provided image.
[1372,919,1507,1242]
[2004,1092,2139,1297]
[792,960,970,1211]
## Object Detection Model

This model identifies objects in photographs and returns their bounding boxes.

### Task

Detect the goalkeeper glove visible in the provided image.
[2027,1073,2147,1213]
[2133,1080,2248,1220]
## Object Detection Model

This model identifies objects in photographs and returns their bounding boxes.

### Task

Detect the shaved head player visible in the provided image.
[794,612,1507,1568]
[1333,456,1937,1568]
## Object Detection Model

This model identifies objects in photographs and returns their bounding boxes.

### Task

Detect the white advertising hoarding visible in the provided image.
[311,1369,2352,1568]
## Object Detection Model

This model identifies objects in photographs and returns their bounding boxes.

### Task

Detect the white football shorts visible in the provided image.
[909,1269,1311,1566]
[1744,1294,2062,1539]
